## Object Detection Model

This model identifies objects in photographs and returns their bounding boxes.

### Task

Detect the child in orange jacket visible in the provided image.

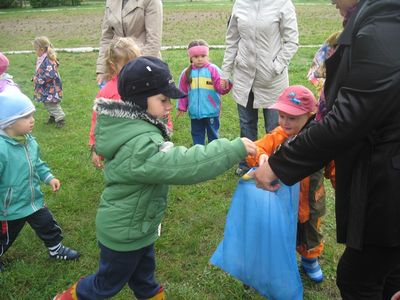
[246,85,332,283]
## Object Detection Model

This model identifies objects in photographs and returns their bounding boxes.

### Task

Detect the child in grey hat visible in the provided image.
[54,56,256,300]
[0,86,79,272]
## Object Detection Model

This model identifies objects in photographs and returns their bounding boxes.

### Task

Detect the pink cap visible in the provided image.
[0,52,9,75]
[187,45,209,58]
[269,85,317,116]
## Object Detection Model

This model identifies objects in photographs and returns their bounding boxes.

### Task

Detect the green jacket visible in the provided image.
[94,99,247,251]
[0,132,54,220]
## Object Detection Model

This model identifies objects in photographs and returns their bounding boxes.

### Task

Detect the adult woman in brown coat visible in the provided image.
[96,0,162,85]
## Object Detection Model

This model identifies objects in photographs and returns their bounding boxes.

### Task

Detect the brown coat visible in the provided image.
[96,0,162,74]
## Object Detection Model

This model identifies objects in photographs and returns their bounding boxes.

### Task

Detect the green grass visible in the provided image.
[0,2,344,299]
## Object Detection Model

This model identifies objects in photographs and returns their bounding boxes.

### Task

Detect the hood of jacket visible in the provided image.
[94,98,170,160]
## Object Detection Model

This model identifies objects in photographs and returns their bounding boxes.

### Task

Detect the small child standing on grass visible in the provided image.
[89,37,142,169]
[246,85,331,283]
[0,86,79,272]
[177,39,232,145]
[54,56,256,300]
[32,36,65,128]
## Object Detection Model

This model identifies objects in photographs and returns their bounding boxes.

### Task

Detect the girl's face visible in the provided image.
[191,55,208,68]
[4,113,35,137]
[278,111,310,137]
[34,46,46,57]
[113,60,126,75]
[147,94,173,119]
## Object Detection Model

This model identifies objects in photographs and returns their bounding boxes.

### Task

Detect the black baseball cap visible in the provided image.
[118,56,186,109]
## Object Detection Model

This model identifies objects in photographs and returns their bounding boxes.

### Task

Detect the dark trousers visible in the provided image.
[190,117,220,145]
[77,243,160,300]
[0,207,63,257]
[237,91,279,169]
[337,245,400,300]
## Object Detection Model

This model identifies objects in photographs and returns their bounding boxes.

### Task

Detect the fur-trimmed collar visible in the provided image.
[94,98,170,140]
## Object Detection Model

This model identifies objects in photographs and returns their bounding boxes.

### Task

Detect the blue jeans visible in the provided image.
[191,117,220,145]
[77,243,160,299]
[237,91,278,169]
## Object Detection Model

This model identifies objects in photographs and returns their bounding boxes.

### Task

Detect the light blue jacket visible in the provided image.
[0,132,54,220]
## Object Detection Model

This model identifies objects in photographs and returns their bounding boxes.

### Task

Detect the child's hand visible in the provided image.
[259,154,269,165]
[92,152,104,169]
[176,110,186,118]
[49,178,61,192]
[96,73,106,85]
[241,137,257,156]
[220,79,229,90]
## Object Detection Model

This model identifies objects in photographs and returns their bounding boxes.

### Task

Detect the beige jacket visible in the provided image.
[96,0,162,74]
[221,0,299,108]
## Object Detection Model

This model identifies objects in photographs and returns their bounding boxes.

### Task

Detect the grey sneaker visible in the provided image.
[47,116,56,124]
[55,119,65,128]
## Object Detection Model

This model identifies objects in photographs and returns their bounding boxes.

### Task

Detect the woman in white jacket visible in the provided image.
[221,0,299,175]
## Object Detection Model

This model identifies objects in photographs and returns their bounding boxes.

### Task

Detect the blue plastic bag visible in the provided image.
[210,179,303,300]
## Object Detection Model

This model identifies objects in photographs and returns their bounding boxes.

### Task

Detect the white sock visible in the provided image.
[48,243,62,256]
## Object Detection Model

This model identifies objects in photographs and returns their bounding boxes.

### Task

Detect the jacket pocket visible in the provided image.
[140,196,166,234]
[391,154,400,169]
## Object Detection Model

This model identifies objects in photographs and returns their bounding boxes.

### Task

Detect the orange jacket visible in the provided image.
[246,126,326,223]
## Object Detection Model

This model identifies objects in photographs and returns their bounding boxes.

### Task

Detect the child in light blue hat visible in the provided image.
[0,86,79,272]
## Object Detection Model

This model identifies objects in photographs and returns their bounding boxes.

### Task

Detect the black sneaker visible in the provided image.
[0,260,4,272]
[47,116,56,124]
[49,245,80,261]
[55,119,65,128]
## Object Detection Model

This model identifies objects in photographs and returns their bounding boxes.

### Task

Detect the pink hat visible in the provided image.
[0,52,9,75]
[269,85,317,116]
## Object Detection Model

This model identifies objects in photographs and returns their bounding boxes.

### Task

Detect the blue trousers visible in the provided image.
[77,243,160,300]
[0,207,63,257]
[237,91,278,169]
[190,117,220,145]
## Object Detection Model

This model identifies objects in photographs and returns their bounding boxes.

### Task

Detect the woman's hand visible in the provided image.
[254,159,280,192]
[391,291,400,300]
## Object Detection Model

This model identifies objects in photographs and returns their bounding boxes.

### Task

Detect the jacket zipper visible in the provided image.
[23,145,38,211]
[2,188,12,217]
[197,69,200,117]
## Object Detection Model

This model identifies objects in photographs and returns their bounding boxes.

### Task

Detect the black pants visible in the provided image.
[0,207,63,257]
[337,245,400,300]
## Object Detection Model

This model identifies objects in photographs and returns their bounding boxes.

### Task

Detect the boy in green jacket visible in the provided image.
[54,56,256,300]
[0,86,79,272]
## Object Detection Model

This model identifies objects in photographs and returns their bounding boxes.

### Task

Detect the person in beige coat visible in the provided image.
[220,0,299,175]
[96,0,162,85]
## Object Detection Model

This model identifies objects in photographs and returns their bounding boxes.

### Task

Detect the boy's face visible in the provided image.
[278,111,310,137]
[191,55,208,68]
[147,93,173,119]
[4,113,35,137]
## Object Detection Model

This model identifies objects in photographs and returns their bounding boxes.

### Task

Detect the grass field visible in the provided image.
[0,2,344,299]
